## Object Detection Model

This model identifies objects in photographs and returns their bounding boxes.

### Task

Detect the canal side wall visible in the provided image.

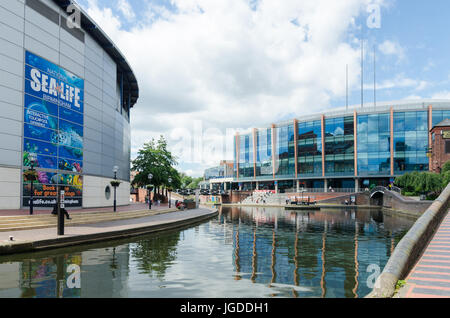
[356,192,432,217]
[367,183,450,298]
[0,209,218,256]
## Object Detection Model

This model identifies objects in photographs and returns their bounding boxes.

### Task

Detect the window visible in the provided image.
[446,140,450,154]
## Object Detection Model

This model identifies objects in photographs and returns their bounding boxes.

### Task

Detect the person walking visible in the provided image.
[51,202,71,220]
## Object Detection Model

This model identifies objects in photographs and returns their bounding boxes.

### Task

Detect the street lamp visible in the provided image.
[28,153,37,215]
[112,166,119,212]
[168,177,172,208]
[148,173,153,210]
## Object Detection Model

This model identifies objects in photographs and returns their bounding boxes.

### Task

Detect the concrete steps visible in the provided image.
[0,209,176,232]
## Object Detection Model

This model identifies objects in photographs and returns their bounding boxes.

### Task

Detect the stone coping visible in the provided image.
[366,183,450,298]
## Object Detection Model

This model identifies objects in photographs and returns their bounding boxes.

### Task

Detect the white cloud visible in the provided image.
[378,39,405,61]
[365,75,428,91]
[432,91,450,99]
[81,0,390,176]
[116,0,135,21]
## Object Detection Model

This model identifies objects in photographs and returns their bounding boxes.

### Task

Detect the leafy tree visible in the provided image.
[441,160,450,175]
[442,171,450,188]
[179,173,194,189]
[131,136,181,192]
[413,172,443,194]
[187,177,203,189]
[177,173,203,189]
[395,171,443,196]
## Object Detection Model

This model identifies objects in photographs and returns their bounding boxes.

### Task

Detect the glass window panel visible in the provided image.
[416,112,428,131]
[378,114,390,133]
[394,112,405,132]
[405,112,417,131]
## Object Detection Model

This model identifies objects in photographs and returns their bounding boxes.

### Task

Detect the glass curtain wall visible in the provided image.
[255,128,273,178]
[274,124,295,177]
[357,113,390,175]
[432,110,450,127]
[324,116,355,175]
[393,111,428,173]
[297,120,322,176]
[238,133,254,178]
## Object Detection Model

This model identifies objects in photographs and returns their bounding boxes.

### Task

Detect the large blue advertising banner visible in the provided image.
[23,51,84,207]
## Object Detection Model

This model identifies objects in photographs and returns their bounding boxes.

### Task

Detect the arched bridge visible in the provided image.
[369,186,401,206]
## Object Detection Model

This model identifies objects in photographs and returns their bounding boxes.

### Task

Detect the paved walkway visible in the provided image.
[0,207,217,255]
[401,210,450,298]
[0,202,168,216]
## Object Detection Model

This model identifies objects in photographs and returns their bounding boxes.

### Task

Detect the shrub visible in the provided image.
[441,160,450,175]
[442,171,450,188]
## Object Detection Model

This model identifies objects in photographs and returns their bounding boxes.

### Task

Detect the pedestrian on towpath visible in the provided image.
[51,202,71,220]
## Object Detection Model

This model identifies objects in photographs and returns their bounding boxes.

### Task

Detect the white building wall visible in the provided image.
[0,167,21,209]
[83,175,130,208]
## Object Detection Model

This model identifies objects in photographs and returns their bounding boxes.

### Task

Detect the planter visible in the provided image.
[110,180,121,187]
[23,171,38,182]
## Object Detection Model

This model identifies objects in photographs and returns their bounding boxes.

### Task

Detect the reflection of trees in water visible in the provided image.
[130,232,181,279]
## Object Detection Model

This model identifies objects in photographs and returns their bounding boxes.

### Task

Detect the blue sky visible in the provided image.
[76,0,450,176]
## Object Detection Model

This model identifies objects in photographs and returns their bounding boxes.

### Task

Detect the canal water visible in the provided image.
[0,206,415,298]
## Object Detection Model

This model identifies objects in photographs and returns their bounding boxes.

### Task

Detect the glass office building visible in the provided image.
[233,101,450,192]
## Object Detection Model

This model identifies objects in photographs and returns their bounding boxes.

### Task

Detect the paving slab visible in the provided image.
[397,210,450,298]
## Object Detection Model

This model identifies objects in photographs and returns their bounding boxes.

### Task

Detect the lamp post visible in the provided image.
[148,173,153,210]
[113,166,119,212]
[168,177,172,208]
[28,153,37,215]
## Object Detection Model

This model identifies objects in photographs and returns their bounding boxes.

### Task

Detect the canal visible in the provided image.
[0,206,415,298]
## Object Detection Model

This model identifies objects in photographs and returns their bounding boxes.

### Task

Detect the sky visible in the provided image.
[75,0,450,177]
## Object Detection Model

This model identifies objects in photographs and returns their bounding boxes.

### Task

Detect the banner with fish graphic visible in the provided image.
[23,51,84,207]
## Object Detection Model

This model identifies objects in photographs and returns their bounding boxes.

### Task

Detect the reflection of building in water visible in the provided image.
[16,245,130,298]
[226,206,406,297]
[0,263,21,297]
[19,253,83,298]
[80,245,130,297]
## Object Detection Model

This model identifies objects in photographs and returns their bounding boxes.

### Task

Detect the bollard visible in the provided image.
[57,187,65,236]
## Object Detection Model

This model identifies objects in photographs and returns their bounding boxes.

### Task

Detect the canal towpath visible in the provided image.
[0,206,218,255]
[396,209,450,298]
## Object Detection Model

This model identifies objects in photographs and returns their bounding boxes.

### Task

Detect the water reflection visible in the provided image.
[221,207,414,298]
[0,207,415,298]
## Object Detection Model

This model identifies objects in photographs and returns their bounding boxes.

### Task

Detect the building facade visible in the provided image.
[233,100,450,192]
[430,119,450,173]
[0,0,139,209]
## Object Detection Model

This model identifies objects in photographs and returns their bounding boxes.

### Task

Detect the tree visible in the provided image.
[395,171,443,196]
[442,171,450,188]
[413,172,443,194]
[441,160,450,175]
[131,136,181,192]
[187,177,203,189]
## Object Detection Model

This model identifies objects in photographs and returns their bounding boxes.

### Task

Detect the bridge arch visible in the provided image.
[370,189,385,206]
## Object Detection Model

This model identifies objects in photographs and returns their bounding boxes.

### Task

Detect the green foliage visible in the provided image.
[443,171,450,188]
[395,171,443,196]
[441,160,450,175]
[179,172,203,189]
[131,136,181,189]
[395,280,407,292]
